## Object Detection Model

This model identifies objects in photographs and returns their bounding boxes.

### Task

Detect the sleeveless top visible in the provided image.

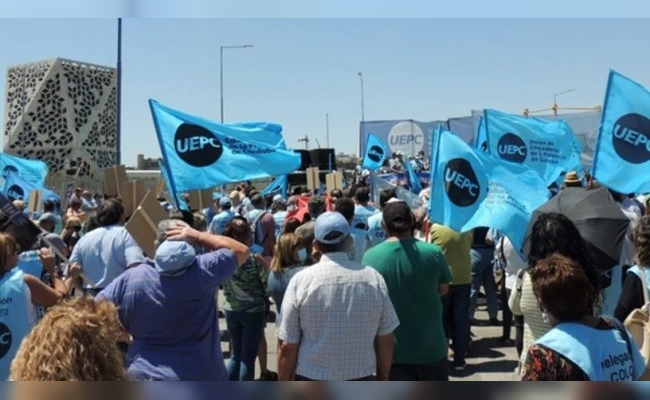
[0,268,36,380]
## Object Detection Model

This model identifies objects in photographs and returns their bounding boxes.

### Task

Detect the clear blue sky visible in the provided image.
[2,19,650,167]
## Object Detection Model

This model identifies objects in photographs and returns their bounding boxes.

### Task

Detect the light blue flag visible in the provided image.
[262,175,288,199]
[592,70,650,194]
[149,99,302,192]
[404,156,423,194]
[474,116,488,152]
[484,109,582,186]
[429,127,550,251]
[370,172,423,210]
[157,159,188,211]
[0,153,49,187]
[2,172,60,203]
[361,133,389,171]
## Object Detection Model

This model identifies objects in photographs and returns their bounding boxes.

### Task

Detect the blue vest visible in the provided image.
[210,210,235,235]
[349,227,369,263]
[628,266,650,292]
[273,211,288,238]
[352,205,378,231]
[367,213,385,248]
[0,268,32,380]
[537,321,640,381]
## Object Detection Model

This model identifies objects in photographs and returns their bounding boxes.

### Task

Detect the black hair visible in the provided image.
[355,187,370,204]
[379,188,397,209]
[330,189,343,199]
[96,199,124,227]
[43,200,55,213]
[527,212,600,305]
[334,197,355,223]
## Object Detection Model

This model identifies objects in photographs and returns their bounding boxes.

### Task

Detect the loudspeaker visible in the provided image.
[294,150,312,171]
[309,149,336,171]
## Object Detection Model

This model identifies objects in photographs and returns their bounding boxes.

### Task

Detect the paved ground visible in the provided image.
[218,294,520,381]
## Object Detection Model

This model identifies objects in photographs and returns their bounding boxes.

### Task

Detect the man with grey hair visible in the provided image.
[97,219,249,381]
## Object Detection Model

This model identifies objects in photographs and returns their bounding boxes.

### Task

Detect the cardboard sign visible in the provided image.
[154,177,167,197]
[306,167,320,192]
[120,179,147,218]
[28,189,42,214]
[104,165,128,198]
[187,189,213,211]
[138,189,169,226]
[325,171,343,193]
[124,189,170,258]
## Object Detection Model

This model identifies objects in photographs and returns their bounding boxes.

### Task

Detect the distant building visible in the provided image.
[136,154,161,170]
[3,57,116,192]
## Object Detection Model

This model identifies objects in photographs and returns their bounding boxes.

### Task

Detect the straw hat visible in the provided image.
[563,171,582,186]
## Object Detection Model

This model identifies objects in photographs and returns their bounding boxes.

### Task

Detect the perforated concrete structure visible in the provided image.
[4,58,117,191]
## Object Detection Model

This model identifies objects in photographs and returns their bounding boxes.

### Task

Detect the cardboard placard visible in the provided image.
[306,167,320,192]
[325,171,343,193]
[138,189,169,226]
[28,189,42,214]
[104,165,128,198]
[187,189,213,211]
[125,208,158,259]
[125,189,170,258]
[154,177,166,197]
[120,179,147,218]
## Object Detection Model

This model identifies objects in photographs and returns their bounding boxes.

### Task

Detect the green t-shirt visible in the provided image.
[362,238,453,364]
[429,224,472,285]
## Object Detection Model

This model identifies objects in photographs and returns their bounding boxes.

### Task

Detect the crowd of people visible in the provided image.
[0,171,649,381]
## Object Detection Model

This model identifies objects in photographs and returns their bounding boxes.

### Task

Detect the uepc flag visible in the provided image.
[2,172,60,203]
[592,70,650,194]
[361,134,389,171]
[150,100,301,192]
[429,127,550,250]
[0,153,48,187]
[484,109,581,185]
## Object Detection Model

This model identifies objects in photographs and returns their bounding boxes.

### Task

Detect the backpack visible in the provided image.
[251,210,270,249]
[623,267,650,380]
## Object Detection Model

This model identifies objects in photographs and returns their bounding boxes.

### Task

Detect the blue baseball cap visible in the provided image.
[219,197,232,207]
[314,211,350,244]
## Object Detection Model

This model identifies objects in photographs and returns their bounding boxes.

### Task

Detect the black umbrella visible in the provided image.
[522,186,631,271]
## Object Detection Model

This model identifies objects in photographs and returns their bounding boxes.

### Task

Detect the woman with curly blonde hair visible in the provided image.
[615,215,650,321]
[9,296,129,381]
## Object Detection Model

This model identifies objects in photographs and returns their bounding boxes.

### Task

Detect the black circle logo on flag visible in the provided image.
[444,158,481,207]
[174,123,223,168]
[612,113,650,164]
[2,165,18,179]
[480,141,488,153]
[6,185,24,201]
[0,322,12,359]
[367,145,385,163]
[497,133,527,163]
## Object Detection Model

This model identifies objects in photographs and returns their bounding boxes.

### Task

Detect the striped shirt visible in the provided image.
[277,252,399,381]
[519,272,552,368]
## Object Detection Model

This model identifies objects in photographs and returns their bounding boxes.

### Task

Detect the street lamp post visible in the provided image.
[220,44,254,123]
[358,72,365,157]
[553,88,576,116]
[358,72,365,124]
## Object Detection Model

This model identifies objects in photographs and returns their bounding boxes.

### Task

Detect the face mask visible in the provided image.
[297,248,308,263]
